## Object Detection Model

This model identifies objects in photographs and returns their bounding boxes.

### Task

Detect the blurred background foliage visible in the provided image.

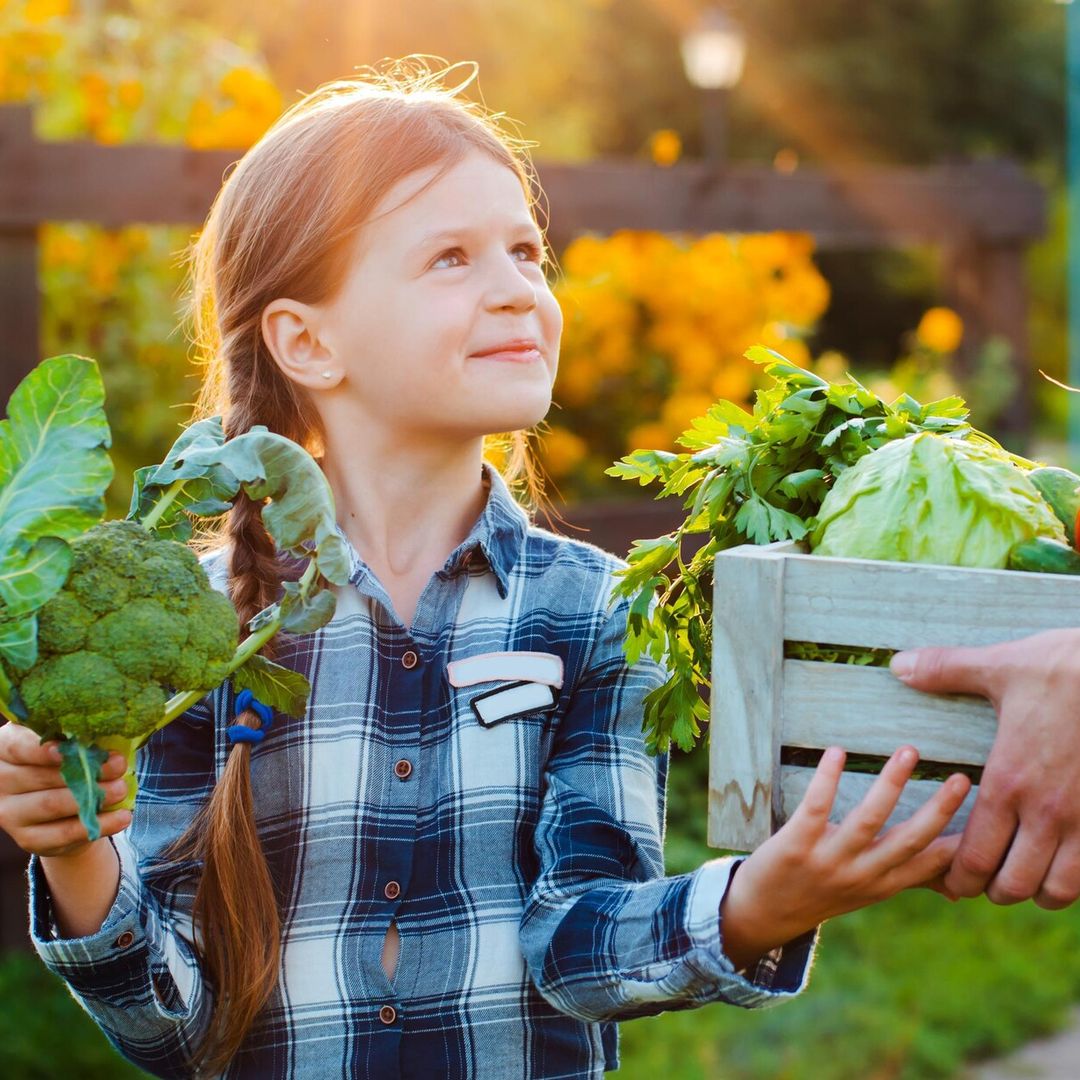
[2,1,1078,1077]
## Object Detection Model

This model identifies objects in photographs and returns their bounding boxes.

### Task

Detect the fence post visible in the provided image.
[0,106,39,407]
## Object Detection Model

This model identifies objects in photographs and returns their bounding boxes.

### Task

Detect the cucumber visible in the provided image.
[1027,466,1080,545]
[1007,536,1080,575]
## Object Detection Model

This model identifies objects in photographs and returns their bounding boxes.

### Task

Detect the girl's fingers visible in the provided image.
[0,759,66,795]
[18,808,132,857]
[880,833,963,894]
[0,725,62,767]
[789,746,846,837]
[828,746,921,857]
[0,778,129,830]
[865,772,972,875]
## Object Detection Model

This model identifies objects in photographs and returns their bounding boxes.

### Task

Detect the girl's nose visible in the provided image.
[484,256,538,312]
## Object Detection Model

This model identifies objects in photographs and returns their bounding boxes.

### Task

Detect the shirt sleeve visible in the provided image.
[27,691,220,1077]
[518,588,818,1023]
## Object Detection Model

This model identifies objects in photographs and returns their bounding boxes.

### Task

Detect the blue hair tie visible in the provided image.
[227,690,274,746]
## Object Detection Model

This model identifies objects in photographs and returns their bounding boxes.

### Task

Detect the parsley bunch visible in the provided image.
[606,346,1022,755]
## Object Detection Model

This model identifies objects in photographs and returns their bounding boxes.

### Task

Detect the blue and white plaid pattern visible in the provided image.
[28,462,817,1078]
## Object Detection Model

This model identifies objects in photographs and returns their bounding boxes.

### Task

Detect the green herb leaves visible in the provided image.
[606,347,976,755]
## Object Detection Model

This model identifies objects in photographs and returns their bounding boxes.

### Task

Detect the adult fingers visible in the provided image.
[943,793,1019,899]
[889,644,1000,702]
[0,723,63,768]
[828,746,919,857]
[983,825,1058,906]
[864,772,971,875]
[1033,840,1080,911]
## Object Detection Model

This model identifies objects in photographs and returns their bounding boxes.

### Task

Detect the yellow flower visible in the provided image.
[220,66,282,118]
[22,0,69,25]
[554,359,599,407]
[672,336,718,390]
[916,306,964,354]
[661,392,715,436]
[541,426,588,478]
[117,78,143,111]
[40,224,85,269]
[625,421,672,454]
[814,350,849,382]
[710,363,753,403]
[649,129,682,167]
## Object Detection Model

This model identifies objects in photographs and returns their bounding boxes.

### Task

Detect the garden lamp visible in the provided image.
[680,5,747,165]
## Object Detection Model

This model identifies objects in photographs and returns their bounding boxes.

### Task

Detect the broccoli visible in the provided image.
[17,519,239,743]
[1,355,348,841]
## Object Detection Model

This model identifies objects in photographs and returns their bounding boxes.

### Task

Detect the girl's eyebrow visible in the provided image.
[412,221,543,253]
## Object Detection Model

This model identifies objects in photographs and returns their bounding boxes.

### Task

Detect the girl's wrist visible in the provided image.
[40,838,122,939]
[719,861,813,972]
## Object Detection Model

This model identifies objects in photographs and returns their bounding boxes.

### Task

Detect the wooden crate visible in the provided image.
[708,540,1080,852]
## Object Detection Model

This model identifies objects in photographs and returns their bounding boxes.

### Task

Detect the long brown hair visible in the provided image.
[169,58,555,1076]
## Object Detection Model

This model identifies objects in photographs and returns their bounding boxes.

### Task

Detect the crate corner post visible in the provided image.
[707,543,790,852]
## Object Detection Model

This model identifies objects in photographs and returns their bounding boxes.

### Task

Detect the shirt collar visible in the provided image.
[333,461,529,601]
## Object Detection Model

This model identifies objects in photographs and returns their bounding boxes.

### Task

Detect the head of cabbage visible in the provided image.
[809,432,1065,567]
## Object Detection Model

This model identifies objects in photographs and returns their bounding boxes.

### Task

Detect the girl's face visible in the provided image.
[305,149,562,444]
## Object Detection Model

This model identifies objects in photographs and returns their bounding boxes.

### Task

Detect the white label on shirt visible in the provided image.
[471,681,557,726]
[447,650,564,688]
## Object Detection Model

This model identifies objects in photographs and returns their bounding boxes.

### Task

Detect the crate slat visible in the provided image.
[779,765,979,837]
[708,545,789,850]
[782,552,1080,650]
[781,661,996,765]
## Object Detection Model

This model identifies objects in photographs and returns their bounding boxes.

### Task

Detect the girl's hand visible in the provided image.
[0,722,131,858]
[719,745,971,972]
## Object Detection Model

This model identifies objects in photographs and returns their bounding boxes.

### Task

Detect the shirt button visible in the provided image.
[384,880,401,900]
[379,1004,397,1025]
[394,759,412,780]
[401,650,419,670]
[114,930,135,949]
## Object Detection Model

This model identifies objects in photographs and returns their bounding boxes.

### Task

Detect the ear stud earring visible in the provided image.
[320,371,335,380]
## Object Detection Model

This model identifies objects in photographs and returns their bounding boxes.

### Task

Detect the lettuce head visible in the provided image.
[809,432,1065,567]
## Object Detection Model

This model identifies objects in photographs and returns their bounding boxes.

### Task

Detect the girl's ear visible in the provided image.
[262,299,341,390]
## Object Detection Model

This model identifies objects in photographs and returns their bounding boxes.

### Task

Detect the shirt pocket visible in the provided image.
[447,650,563,729]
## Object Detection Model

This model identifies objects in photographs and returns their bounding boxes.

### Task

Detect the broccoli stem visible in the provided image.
[0,665,19,725]
[138,478,186,533]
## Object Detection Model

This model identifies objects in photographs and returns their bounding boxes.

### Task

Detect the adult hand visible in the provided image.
[890,628,1080,909]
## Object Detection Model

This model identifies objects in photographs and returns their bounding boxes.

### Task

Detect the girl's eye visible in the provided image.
[432,248,465,270]
[512,241,545,264]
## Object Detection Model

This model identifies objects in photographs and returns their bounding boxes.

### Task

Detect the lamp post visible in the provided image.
[679,6,747,166]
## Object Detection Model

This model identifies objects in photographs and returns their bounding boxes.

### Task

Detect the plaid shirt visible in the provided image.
[28,462,817,1079]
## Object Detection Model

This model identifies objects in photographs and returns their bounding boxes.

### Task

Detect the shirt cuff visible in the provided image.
[27,838,153,1003]
[685,856,818,1005]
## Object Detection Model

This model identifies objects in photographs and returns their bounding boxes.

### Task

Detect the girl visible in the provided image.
[0,60,970,1079]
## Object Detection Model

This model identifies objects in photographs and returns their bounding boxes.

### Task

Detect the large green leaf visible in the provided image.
[0,355,113,669]
[127,417,241,539]
[231,654,311,718]
[58,738,108,843]
[144,424,350,586]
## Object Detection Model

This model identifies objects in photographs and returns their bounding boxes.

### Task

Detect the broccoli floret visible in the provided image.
[17,520,240,742]
[36,591,94,654]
